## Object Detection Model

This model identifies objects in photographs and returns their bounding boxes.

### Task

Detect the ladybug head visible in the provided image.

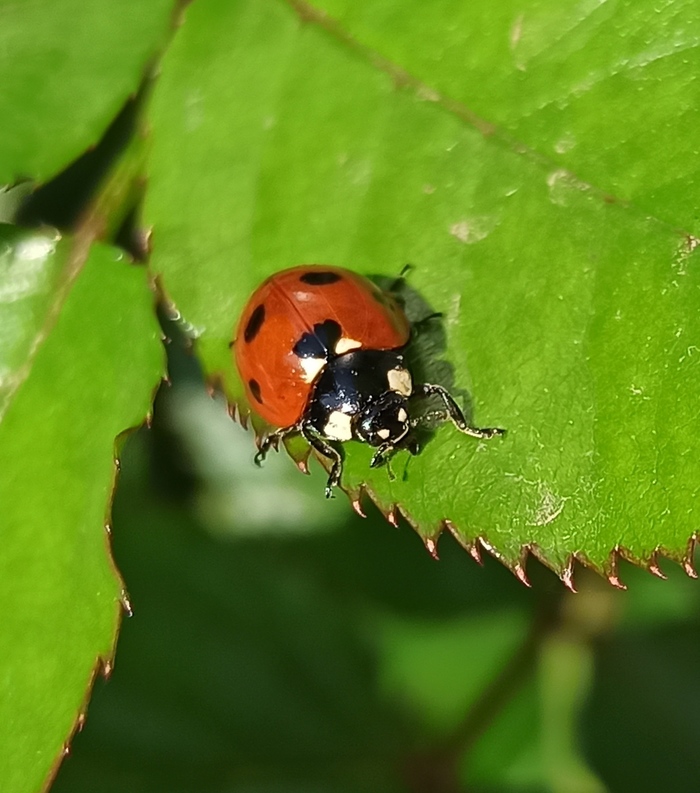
[355,391,410,448]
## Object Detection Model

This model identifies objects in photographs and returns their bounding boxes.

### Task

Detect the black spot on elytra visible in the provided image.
[244,304,266,343]
[299,271,342,286]
[249,379,263,403]
[293,319,342,359]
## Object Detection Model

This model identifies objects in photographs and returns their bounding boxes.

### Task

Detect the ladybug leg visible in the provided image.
[414,383,505,439]
[369,442,398,470]
[254,426,297,466]
[301,423,343,499]
[410,409,448,427]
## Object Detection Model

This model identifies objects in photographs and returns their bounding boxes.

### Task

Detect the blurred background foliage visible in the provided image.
[51,326,700,792]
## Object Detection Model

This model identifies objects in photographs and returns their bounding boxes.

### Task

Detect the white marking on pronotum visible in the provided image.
[324,411,353,441]
[387,368,412,397]
[397,408,408,423]
[376,428,391,440]
[335,337,362,355]
[299,357,326,383]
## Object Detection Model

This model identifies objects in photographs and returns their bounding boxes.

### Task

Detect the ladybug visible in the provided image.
[233,265,504,497]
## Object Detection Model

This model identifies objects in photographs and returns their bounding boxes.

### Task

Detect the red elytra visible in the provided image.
[233,265,410,427]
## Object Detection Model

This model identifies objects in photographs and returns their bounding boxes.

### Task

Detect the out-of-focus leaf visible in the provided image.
[539,633,605,792]
[0,183,33,223]
[51,431,547,792]
[0,241,163,793]
[466,678,546,792]
[377,610,529,734]
[0,0,174,184]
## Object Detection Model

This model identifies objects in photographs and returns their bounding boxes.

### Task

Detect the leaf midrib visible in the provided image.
[282,0,694,242]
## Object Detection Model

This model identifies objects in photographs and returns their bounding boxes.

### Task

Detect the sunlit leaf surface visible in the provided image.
[145,0,700,579]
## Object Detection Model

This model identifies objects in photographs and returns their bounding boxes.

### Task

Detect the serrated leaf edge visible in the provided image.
[218,377,700,592]
[40,392,164,790]
[334,480,698,592]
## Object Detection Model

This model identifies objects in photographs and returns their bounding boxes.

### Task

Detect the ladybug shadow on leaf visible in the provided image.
[370,272,477,469]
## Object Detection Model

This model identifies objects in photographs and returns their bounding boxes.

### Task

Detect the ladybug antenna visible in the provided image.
[387,262,414,293]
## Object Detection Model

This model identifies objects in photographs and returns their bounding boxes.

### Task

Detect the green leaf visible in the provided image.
[0,0,174,184]
[308,0,700,233]
[145,0,700,581]
[0,225,64,418]
[0,238,163,793]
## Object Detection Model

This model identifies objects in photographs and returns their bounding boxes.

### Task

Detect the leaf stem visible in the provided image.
[400,599,557,793]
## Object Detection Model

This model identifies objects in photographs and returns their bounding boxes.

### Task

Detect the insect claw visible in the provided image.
[463,425,506,439]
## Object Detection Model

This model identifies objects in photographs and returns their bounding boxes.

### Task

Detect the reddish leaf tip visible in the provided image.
[478,541,532,587]
[424,537,439,560]
[648,551,667,580]
[683,559,698,579]
[605,548,628,590]
[683,534,698,578]
[561,560,577,592]
[513,560,531,588]
[606,573,627,590]
[351,496,366,518]
[467,542,484,565]
[120,591,134,617]
[477,537,499,560]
